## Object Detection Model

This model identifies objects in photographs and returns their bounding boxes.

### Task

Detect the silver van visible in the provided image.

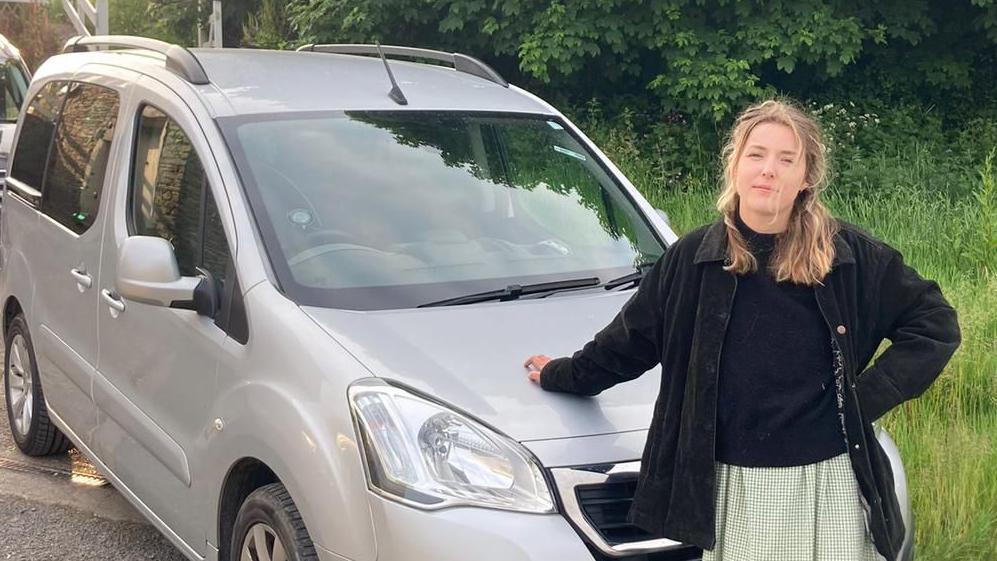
[0,36,914,561]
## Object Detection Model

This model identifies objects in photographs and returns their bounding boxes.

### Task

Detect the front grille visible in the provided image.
[577,478,657,545]
[550,462,701,559]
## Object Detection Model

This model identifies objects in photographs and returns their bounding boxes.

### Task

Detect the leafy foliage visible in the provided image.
[288,0,997,120]
[242,0,293,49]
[0,3,65,71]
[969,150,997,276]
[109,0,264,47]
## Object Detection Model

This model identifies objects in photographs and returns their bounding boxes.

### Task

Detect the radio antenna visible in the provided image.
[376,42,408,106]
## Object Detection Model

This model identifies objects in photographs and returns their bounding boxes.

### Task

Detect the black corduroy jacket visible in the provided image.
[539,219,961,560]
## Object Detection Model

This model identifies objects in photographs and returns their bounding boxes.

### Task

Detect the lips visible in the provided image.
[751,184,774,192]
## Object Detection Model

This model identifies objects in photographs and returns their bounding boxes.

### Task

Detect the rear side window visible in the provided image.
[41,82,119,234]
[131,105,230,283]
[8,81,67,191]
[1,61,28,123]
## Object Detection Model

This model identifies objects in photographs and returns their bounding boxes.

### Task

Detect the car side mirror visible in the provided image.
[116,236,218,317]
[655,208,671,225]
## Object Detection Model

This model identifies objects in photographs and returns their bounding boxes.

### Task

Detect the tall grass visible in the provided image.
[598,127,997,560]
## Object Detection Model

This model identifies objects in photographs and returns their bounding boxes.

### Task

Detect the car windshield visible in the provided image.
[219,111,665,310]
[0,59,28,123]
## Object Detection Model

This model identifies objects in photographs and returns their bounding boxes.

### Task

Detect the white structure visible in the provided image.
[198,0,223,48]
[61,0,109,36]
[57,0,222,47]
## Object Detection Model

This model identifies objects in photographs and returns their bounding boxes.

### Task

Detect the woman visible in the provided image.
[524,100,960,561]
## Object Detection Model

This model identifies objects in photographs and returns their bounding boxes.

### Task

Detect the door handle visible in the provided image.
[100,289,126,316]
[70,268,92,289]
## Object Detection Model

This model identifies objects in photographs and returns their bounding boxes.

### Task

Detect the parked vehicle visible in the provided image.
[0,36,915,561]
[0,33,30,185]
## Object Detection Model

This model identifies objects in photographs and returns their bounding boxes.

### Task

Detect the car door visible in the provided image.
[4,79,121,444]
[93,79,232,554]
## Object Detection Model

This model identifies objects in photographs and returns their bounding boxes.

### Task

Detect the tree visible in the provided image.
[289,0,997,120]
[243,0,294,49]
[110,0,264,47]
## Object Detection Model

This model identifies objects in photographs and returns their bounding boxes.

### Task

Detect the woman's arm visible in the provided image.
[527,247,674,396]
[856,249,962,421]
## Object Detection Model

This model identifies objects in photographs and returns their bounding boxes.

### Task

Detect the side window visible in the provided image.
[1,61,27,123]
[131,105,230,283]
[41,82,119,234]
[8,81,67,191]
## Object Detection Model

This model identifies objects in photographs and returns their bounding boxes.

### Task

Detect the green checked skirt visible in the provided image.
[702,453,886,561]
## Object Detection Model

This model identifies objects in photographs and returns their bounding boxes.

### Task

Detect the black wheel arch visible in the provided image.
[217,457,279,561]
[3,296,23,340]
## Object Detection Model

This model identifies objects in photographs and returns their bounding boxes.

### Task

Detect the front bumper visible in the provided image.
[314,427,911,561]
[360,493,594,561]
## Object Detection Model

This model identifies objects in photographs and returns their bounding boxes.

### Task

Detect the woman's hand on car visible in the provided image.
[524,355,552,384]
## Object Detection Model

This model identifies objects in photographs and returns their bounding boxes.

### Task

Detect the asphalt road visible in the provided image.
[0,348,187,561]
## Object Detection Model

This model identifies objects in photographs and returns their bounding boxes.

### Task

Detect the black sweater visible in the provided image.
[715,217,846,466]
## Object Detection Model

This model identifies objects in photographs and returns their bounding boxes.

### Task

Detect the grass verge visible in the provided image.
[640,174,996,561]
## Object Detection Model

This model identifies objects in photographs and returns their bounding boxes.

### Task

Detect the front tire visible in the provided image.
[231,483,318,561]
[3,314,71,456]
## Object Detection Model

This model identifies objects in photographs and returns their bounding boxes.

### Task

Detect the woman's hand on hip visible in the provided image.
[524,355,552,385]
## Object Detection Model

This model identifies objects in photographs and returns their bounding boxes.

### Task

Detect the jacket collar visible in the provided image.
[692,220,856,267]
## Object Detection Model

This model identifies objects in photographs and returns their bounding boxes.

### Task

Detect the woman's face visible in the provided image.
[734,122,808,233]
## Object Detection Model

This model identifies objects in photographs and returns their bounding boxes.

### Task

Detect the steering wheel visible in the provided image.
[288,242,380,268]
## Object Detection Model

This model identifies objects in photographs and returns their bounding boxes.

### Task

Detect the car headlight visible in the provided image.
[348,379,554,513]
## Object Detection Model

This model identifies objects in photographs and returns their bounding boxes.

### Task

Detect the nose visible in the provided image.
[760,158,776,178]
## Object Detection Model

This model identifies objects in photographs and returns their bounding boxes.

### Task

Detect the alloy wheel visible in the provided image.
[240,523,287,561]
[7,333,34,438]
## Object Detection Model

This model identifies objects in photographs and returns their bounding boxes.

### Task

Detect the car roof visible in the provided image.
[0,33,24,63]
[37,48,556,118]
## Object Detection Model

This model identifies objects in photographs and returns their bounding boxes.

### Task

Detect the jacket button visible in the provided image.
[836,325,847,335]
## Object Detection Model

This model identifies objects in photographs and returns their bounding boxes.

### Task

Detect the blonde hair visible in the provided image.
[716,99,838,285]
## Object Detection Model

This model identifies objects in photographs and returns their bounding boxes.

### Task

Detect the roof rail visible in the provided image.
[297,44,508,87]
[63,35,210,85]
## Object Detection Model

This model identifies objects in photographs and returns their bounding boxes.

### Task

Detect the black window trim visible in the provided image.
[127,101,171,237]
[7,79,71,208]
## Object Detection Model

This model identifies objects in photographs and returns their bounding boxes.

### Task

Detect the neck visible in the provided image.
[738,206,788,234]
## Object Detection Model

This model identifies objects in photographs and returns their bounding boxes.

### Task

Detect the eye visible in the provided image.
[745,152,763,160]
[781,157,795,164]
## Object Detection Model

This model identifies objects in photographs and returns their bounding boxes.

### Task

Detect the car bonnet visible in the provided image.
[301,290,660,444]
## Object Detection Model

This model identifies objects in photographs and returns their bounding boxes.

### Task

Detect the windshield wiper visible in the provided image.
[602,262,656,290]
[602,270,643,290]
[606,261,657,289]
[531,261,657,299]
[417,277,601,307]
